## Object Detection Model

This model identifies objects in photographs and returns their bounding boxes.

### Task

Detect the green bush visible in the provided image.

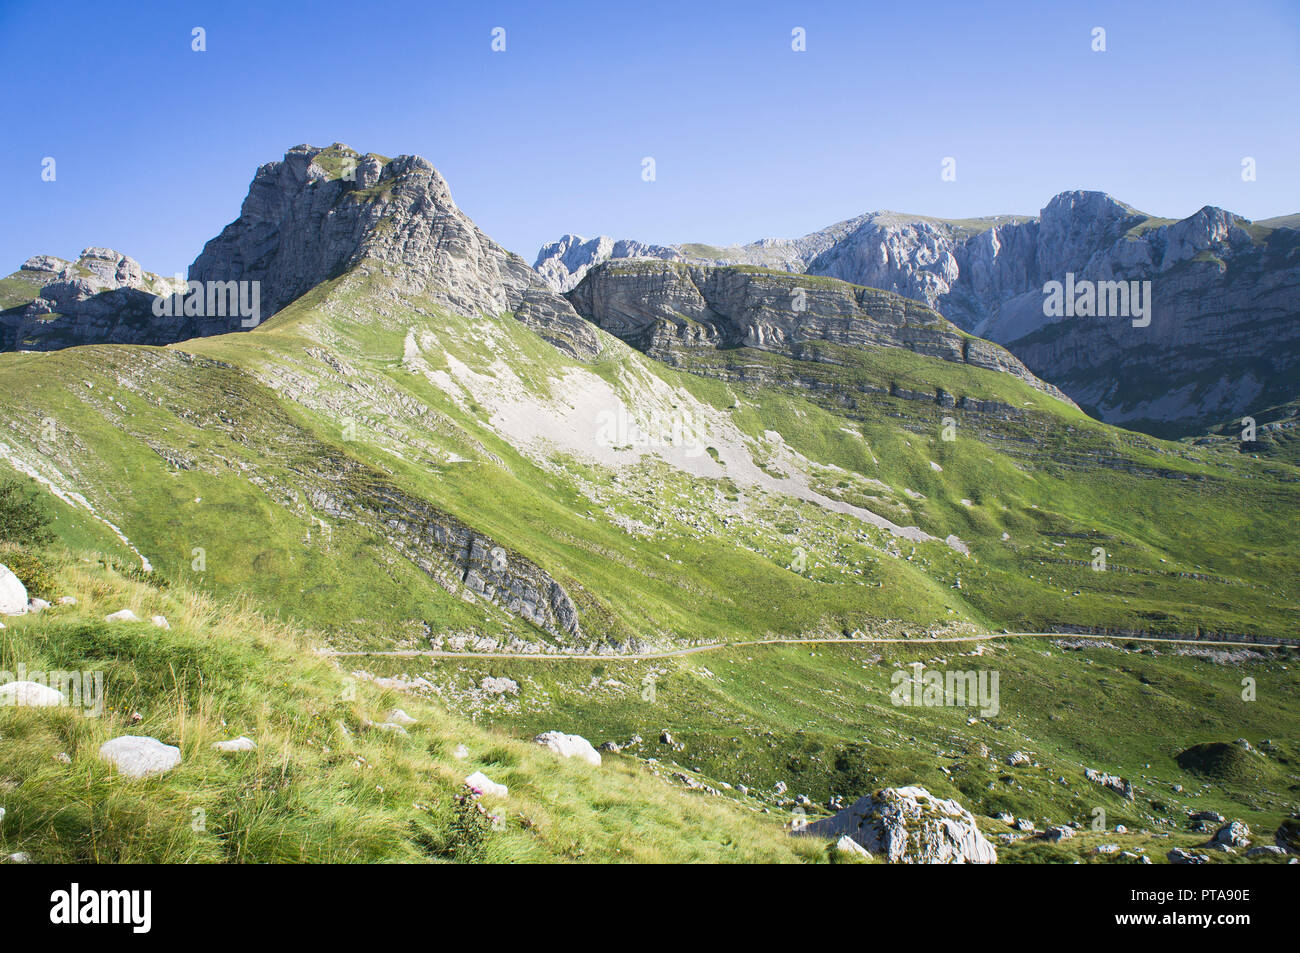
[0,542,61,599]
[0,479,54,547]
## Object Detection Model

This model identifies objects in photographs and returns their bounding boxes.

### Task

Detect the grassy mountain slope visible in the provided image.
[1,262,1296,649]
[357,634,1298,861]
[0,557,814,863]
[1,259,1296,864]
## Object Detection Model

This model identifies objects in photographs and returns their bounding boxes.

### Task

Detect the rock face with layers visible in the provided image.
[797,785,998,863]
[567,261,1072,405]
[191,143,601,359]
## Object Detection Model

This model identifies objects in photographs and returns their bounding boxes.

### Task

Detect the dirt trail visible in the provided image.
[320,631,1295,662]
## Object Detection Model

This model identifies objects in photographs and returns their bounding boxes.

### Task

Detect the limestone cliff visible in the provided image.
[566,260,1074,405]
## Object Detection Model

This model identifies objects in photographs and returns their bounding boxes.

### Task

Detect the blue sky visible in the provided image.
[2,0,1297,277]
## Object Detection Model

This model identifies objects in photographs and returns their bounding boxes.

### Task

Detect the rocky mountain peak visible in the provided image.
[189,143,600,358]
[533,234,682,292]
[1038,189,1138,221]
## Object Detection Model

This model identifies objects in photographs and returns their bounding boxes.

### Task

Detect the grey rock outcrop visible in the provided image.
[1,248,187,351]
[1275,814,1300,853]
[1247,845,1286,858]
[1084,767,1135,800]
[796,785,997,863]
[191,144,600,359]
[1210,820,1251,848]
[567,261,1072,404]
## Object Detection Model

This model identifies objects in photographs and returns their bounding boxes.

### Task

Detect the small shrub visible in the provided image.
[0,542,61,598]
[448,791,495,863]
[0,479,55,547]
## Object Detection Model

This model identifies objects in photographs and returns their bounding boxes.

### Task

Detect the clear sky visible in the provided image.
[2,0,1297,277]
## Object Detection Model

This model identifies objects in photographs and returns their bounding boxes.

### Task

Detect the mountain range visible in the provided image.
[536,193,1300,437]
[1,143,1297,864]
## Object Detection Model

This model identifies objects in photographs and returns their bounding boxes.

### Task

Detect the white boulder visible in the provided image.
[464,771,507,798]
[387,708,417,726]
[0,565,27,616]
[104,609,140,623]
[212,736,256,753]
[99,735,181,778]
[151,615,170,630]
[834,835,872,859]
[797,785,998,864]
[533,731,601,767]
[0,680,66,707]
[453,744,469,760]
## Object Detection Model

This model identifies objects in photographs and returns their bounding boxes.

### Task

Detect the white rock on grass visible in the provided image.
[0,681,66,707]
[798,785,997,864]
[104,609,140,623]
[212,737,256,753]
[1247,846,1286,858]
[453,744,470,760]
[0,565,28,616]
[464,771,507,798]
[387,709,417,726]
[480,676,519,696]
[58,596,77,606]
[99,735,181,779]
[533,731,601,767]
[27,599,50,613]
[151,615,170,630]
[835,835,872,859]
